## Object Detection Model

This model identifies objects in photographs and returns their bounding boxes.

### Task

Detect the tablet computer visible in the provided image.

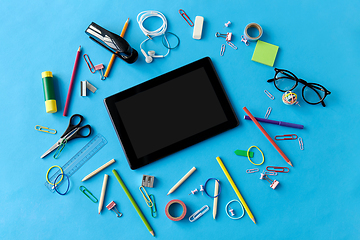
[104,57,238,169]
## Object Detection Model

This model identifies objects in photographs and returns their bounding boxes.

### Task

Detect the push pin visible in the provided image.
[199,185,204,195]
[189,188,198,195]
[229,207,235,216]
[241,35,249,46]
[94,64,106,80]
[224,21,231,28]
[106,201,123,217]
[215,32,232,42]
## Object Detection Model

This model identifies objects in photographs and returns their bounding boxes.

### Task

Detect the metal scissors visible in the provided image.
[41,114,92,158]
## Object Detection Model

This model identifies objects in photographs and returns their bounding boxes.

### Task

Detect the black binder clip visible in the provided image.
[85,22,138,64]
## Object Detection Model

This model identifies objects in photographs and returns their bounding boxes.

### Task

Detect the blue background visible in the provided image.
[1,0,359,239]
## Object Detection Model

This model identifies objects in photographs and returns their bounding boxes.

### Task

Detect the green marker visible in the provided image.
[42,71,57,113]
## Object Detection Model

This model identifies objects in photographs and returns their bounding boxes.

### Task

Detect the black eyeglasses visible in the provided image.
[267,68,331,107]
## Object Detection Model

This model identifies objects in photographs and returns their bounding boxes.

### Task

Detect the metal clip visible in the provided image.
[220,44,225,56]
[106,201,123,217]
[299,137,304,150]
[275,134,298,140]
[266,166,290,173]
[226,41,238,50]
[94,64,106,80]
[264,90,275,100]
[215,32,232,42]
[179,9,194,27]
[35,125,57,134]
[241,35,249,46]
[80,186,98,203]
[260,172,280,189]
[139,186,153,208]
[149,194,157,218]
[265,107,272,119]
[189,205,209,222]
[270,180,279,189]
[83,54,96,73]
[246,168,259,174]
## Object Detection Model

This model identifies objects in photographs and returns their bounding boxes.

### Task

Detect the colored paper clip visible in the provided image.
[299,137,304,150]
[139,186,153,207]
[266,166,290,173]
[179,9,194,27]
[275,134,298,140]
[264,171,278,176]
[80,186,98,203]
[35,125,57,134]
[241,35,249,46]
[189,205,209,222]
[215,32,232,42]
[246,168,259,174]
[83,54,96,73]
[220,44,225,56]
[94,64,106,80]
[149,194,157,218]
[265,107,272,119]
[226,41,238,50]
[106,201,123,217]
[264,90,275,100]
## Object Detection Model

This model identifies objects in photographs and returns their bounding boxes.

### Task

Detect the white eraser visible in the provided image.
[193,16,204,40]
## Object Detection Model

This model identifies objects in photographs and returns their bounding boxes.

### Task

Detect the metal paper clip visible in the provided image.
[264,171,278,176]
[226,41,238,50]
[220,44,225,56]
[299,137,304,150]
[265,107,272,119]
[106,201,123,217]
[94,64,106,80]
[275,134,298,140]
[188,188,198,195]
[215,32,232,42]
[80,186,98,203]
[224,21,231,28]
[189,205,209,222]
[149,194,157,218]
[179,9,194,27]
[264,90,275,100]
[241,35,249,46]
[83,54,96,73]
[139,186,153,207]
[35,125,57,134]
[246,168,259,174]
[266,166,290,173]
[142,175,155,188]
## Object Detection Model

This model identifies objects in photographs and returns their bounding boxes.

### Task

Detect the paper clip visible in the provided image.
[241,35,249,46]
[260,171,279,189]
[215,32,232,42]
[299,137,304,150]
[220,44,225,56]
[83,54,96,73]
[265,107,272,119]
[35,125,57,134]
[149,194,157,218]
[266,166,290,173]
[189,205,209,222]
[264,90,275,100]
[179,9,194,27]
[275,134,298,140]
[226,41,238,50]
[188,188,198,195]
[139,186,153,207]
[94,64,106,80]
[246,168,259,174]
[80,186,98,203]
[264,171,278,176]
[106,201,123,217]
[224,21,231,28]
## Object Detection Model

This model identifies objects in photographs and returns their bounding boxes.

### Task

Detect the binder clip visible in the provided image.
[85,22,138,64]
[215,32,232,42]
[189,205,209,222]
[94,64,106,80]
[224,21,231,28]
[106,201,123,217]
[188,188,198,195]
[241,35,249,46]
[260,171,279,189]
[141,175,155,188]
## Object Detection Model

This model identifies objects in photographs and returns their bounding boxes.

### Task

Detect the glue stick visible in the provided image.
[42,71,57,113]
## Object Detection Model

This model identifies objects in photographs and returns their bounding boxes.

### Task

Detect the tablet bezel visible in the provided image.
[104,57,238,169]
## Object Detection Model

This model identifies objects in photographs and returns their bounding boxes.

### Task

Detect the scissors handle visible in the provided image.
[67,125,92,141]
[61,114,85,138]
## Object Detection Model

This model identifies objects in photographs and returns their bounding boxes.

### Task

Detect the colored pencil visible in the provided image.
[243,107,293,167]
[213,180,219,219]
[82,159,116,181]
[167,167,196,195]
[112,169,155,237]
[98,174,108,214]
[104,18,129,78]
[63,46,81,116]
[216,157,256,224]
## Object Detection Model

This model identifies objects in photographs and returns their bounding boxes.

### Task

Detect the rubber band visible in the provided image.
[225,199,245,220]
[46,165,63,186]
[203,178,221,198]
[53,173,70,195]
[162,32,180,49]
[247,146,265,165]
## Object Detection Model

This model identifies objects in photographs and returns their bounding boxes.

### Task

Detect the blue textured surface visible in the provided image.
[1,0,360,239]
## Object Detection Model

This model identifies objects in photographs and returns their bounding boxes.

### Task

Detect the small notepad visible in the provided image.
[251,40,279,67]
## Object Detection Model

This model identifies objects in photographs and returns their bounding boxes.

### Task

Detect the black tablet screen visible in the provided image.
[115,67,227,158]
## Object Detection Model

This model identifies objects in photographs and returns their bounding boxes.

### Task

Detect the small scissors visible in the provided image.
[41,114,92,158]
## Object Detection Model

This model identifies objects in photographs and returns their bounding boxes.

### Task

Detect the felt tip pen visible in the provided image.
[244,115,304,129]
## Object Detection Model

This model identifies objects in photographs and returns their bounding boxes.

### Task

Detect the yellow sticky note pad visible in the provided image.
[251,40,279,67]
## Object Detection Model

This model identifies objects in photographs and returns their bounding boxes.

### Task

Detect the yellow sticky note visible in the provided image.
[251,40,279,67]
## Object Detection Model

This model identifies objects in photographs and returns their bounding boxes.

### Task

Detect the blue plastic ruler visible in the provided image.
[45,133,108,192]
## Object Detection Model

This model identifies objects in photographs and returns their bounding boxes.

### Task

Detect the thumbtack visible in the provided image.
[189,188,198,195]
[224,21,231,28]
[106,201,123,217]
[229,207,235,216]
[241,35,249,46]
[199,185,204,195]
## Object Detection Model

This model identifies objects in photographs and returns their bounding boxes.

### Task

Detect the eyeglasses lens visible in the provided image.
[303,85,325,104]
[274,71,297,91]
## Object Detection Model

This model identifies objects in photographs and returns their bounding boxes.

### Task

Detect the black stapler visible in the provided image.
[85,22,138,64]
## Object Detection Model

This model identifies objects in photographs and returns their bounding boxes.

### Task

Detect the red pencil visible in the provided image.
[243,107,293,167]
[63,46,81,116]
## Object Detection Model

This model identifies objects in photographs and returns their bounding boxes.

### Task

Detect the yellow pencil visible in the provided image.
[216,157,256,224]
[104,18,130,78]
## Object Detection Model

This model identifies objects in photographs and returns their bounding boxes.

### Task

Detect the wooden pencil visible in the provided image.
[167,167,196,195]
[82,159,116,181]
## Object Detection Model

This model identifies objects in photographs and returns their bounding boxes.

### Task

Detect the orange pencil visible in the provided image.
[243,107,293,167]
[104,18,129,78]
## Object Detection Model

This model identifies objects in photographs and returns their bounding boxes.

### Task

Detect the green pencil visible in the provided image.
[112,169,155,237]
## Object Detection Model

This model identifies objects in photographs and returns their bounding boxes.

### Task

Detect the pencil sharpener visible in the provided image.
[85,22,138,64]
[142,175,155,188]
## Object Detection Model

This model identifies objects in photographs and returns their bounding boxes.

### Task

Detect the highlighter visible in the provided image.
[42,71,57,113]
